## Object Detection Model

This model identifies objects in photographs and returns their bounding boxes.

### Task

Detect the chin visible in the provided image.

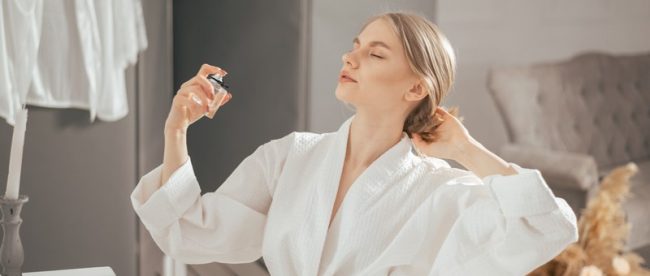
[334,86,346,101]
[336,86,364,107]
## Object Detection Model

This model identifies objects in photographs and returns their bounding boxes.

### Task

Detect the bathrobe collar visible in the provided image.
[308,114,422,274]
[330,114,418,191]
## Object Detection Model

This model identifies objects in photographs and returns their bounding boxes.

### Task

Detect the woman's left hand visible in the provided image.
[411,106,475,161]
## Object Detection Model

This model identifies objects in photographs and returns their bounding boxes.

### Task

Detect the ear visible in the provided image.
[404,81,428,102]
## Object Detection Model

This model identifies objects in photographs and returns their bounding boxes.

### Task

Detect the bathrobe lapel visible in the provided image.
[305,115,417,275]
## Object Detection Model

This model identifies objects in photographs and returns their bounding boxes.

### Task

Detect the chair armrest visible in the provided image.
[498,143,599,191]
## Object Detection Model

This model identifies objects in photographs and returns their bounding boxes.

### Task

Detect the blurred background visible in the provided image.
[0,0,649,275]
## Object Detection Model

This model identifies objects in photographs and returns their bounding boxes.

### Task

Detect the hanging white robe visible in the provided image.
[131,115,578,276]
[0,0,17,125]
[0,0,43,125]
[28,0,100,117]
[28,0,147,122]
[0,0,147,125]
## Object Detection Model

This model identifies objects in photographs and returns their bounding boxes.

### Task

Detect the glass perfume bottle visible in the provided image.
[205,73,229,119]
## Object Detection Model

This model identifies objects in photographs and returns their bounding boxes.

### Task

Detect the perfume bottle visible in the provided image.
[205,73,230,119]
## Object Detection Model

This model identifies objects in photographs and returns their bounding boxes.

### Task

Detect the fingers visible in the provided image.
[437,105,460,116]
[412,133,422,142]
[435,105,464,124]
[435,106,456,119]
[220,93,232,106]
[184,95,205,119]
[205,91,232,119]
[184,84,211,113]
[169,64,230,126]
[180,75,215,101]
[179,63,228,100]
[197,63,227,78]
[172,92,205,122]
[435,106,448,114]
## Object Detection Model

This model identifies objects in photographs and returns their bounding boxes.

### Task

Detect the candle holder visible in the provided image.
[0,195,28,276]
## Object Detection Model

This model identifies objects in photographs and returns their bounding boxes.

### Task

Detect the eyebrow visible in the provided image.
[353,37,392,51]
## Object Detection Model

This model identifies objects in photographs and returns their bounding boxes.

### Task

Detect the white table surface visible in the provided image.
[24,266,115,276]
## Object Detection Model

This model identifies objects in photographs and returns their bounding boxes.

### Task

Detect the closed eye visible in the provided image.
[346,46,384,59]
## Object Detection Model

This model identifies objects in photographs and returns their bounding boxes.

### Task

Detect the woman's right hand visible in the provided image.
[165,64,233,133]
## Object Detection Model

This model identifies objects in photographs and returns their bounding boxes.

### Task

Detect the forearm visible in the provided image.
[455,137,517,179]
[162,128,189,187]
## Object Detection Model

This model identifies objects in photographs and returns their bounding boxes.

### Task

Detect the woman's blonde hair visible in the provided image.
[361,12,462,143]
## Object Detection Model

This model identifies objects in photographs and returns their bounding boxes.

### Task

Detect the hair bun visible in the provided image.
[405,105,463,143]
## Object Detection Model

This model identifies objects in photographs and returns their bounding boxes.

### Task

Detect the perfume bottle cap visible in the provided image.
[207,73,229,90]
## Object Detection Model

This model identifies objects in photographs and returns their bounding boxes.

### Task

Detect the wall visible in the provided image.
[436,0,650,151]
[0,33,138,276]
[136,0,174,275]
[173,0,308,194]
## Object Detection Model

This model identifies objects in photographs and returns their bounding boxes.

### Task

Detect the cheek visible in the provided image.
[362,67,408,99]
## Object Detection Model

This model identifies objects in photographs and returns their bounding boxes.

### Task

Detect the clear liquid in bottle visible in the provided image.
[205,73,229,119]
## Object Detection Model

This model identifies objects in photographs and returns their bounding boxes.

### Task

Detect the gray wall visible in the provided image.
[137,0,174,275]
[0,42,138,275]
[173,0,308,193]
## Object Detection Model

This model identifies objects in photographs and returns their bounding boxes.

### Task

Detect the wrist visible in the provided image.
[164,122,187,138]
[454,136,484,168]
[454,137,517,178]
[164,127,188,151]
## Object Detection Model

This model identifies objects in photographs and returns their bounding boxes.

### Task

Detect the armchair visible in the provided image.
[487,51,650,254]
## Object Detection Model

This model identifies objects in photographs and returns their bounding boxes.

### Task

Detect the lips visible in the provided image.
[340,70,357,82]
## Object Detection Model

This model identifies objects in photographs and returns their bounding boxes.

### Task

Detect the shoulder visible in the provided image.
[415,157,489,200]
[261,131,328,155]
[413,164,496,219]
[417,156,476,184]
[291,131,328,153]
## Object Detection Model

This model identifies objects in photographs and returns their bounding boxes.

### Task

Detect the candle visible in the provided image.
[5,107,28,200]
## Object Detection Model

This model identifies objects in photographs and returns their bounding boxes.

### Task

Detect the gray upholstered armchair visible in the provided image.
[487,52,650,255]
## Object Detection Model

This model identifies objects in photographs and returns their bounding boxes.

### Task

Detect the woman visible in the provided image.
[131,12,578,275]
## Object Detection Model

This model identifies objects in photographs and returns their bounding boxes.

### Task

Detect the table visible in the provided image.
[24,266,115,276]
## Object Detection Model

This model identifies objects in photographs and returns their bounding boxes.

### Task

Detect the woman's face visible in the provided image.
[335,18,423,114]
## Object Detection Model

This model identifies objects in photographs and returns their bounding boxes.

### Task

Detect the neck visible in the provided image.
[346,111,406,168]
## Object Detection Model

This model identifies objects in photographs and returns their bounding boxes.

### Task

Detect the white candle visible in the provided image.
[5,107,28,200]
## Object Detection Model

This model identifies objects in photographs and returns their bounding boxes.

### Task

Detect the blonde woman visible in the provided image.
[131,12,578,275]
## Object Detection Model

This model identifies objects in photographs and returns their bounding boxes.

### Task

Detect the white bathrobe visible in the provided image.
[131,115,578,276]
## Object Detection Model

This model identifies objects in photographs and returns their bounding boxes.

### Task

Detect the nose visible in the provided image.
[341,51,357,68]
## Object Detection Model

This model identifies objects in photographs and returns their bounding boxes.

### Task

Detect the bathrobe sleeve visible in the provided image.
[426,163,579,276]
[130,132,295,264]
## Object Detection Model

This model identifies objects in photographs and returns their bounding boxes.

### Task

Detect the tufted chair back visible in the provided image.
[488,52,650,171]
